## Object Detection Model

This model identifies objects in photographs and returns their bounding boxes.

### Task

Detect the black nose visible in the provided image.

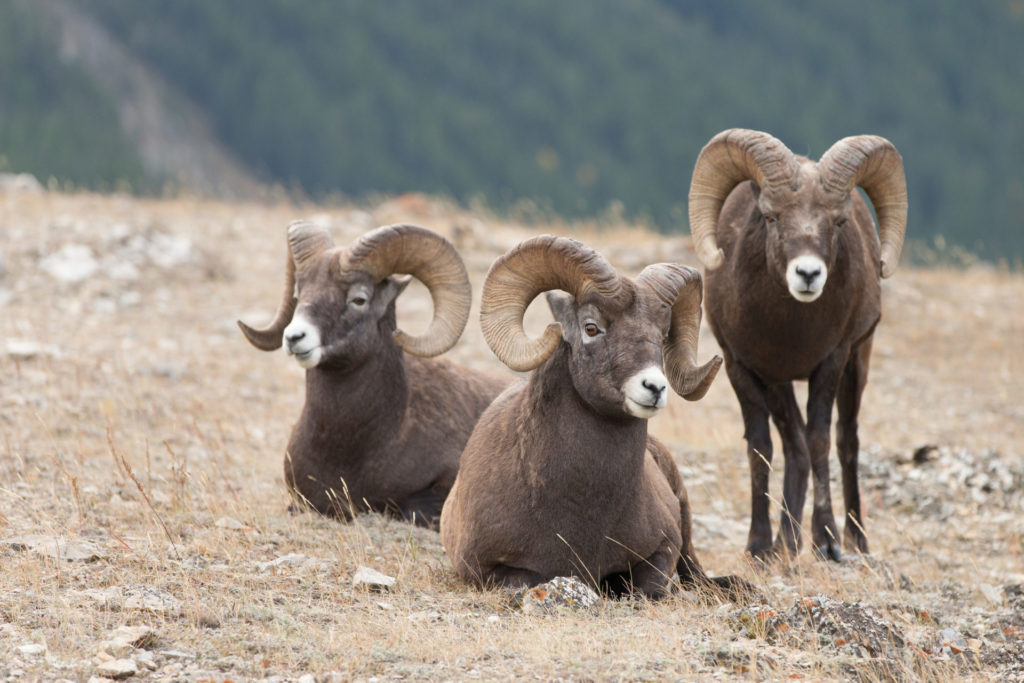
[796,264,821,284]
[285,330,306,345]
[642,378,666,397]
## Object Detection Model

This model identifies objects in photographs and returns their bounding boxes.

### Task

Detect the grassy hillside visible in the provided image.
[2,0,1022,260]
[0,190,1022,679]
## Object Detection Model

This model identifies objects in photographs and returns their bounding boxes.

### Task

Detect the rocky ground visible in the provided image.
[0,187,1022,681]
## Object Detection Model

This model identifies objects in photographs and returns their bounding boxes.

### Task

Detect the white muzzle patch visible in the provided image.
[283,311,323,368]
[623,366,669,419]
[786,255,828,302]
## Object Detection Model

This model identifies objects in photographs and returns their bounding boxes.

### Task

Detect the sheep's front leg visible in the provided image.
[617,539,677,599]
[764,383,811,559]
[806,352,846,562]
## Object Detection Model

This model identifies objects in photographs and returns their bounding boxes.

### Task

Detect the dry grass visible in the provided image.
[1,190,1022,680]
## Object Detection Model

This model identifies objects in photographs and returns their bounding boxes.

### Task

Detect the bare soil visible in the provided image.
[1,190,1022,681]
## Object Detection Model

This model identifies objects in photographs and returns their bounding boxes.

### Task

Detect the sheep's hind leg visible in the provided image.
[836,339,872,555]
[725,361,775,562]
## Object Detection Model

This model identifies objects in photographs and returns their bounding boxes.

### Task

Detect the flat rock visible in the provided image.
[3,534,108,562]
[518,576,601,615]
[95,658,138,679]
[352,566,395,591]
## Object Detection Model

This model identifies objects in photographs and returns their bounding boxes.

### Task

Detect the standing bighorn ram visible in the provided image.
[239,221,508,527]
[441,235,746,598]
[688,128,908,561]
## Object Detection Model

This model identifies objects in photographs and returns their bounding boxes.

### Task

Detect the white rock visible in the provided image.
[3,534,108,562]
[352,566,396,591]
[17,643,46,656]
[95,658,137,679]
[40,244,99,283]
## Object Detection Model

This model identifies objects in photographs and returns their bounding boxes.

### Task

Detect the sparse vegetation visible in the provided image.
[0,189,1022,680]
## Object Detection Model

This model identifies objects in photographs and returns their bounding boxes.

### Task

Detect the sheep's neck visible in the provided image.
[297,345,409,458]
[518,345,648,506]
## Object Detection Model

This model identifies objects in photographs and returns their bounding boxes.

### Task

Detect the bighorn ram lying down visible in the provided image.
[441,235,746,598]
[688,129,908,561]
[239,221,508,527]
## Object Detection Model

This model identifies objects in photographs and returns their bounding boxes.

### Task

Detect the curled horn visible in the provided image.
[688,129,801,270]
[818,135,908,278]
[343,224,471,357]
[238,220,334,351]
[480,235,629,372]
[636,264,722,400]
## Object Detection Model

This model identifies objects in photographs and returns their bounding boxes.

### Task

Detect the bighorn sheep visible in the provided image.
[687,128,908,561]
[239,221,508,527]
[440,235,746,598]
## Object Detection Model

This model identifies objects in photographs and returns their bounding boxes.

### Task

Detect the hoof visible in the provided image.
[813,542,842,563]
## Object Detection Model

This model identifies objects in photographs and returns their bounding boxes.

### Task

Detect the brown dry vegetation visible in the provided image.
[1,190,1022,681]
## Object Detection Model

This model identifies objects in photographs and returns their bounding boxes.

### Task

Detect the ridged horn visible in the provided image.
[636,264,722,400]
[342,223,471,357]
[480,235,629,372]
[688,129,802,270]
[237,220,333,351]
[818,135,908,278]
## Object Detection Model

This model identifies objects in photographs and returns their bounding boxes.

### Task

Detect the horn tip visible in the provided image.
[700,247,725,271]
[238,319,283,351]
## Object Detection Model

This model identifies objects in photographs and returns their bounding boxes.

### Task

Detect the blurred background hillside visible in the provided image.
[2,0,1021,262]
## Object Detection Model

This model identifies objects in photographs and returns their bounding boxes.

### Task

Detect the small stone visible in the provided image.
[298,675,317,683]
[95,658,138,679]
[519,576,601,615]
[376,601,394,611]
[487,615,500,624]
[352,566,395,591]
[18,643,46,656]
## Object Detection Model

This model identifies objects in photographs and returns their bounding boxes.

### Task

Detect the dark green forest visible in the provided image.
[2,0,1022,261]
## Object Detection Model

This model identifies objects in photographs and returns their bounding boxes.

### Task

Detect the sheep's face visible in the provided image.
[757,163,851,303]
[546,289,670,420]
[282,252,407,370]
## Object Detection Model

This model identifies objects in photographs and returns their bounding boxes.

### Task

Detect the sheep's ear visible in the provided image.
[374,275,412,314]
[545,290,576,339]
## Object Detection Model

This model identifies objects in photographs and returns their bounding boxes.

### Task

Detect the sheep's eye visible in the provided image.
[764,214,777,224]
[583,322,601,337]
[349,296,367,307]
[835,217,848,227]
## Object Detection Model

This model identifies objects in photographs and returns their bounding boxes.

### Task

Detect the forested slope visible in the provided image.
[2,0,1021,260]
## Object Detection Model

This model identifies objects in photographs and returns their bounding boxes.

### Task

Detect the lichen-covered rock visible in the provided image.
[516,576,601,615]
[787,595,905,660]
